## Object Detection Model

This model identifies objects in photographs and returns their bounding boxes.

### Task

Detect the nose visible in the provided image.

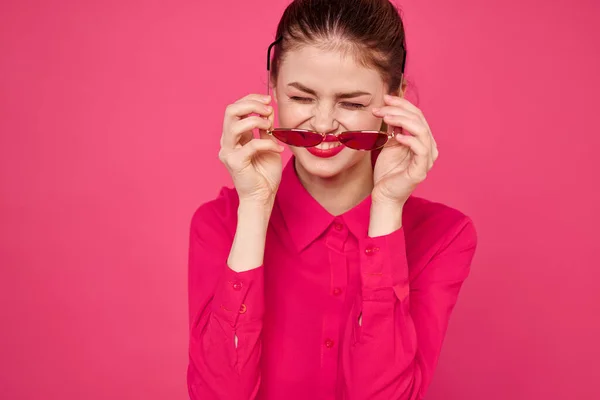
[310,102,339,135]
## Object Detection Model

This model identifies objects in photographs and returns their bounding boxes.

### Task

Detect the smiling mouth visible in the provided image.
[315,141,342,150]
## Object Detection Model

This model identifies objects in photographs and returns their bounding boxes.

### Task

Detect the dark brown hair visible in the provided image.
[269,0,407,94]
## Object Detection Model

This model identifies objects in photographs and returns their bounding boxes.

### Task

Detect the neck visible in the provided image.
[294,156,373,216]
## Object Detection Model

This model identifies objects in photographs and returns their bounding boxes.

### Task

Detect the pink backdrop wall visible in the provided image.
[1,0,599,399]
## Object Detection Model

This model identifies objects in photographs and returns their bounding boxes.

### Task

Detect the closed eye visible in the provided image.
[341,102,366,110]
[290,96,313,103]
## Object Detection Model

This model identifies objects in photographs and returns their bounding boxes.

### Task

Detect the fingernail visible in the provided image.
[372,108,380,113]
[264,95,271,102]
[265,105,273,112]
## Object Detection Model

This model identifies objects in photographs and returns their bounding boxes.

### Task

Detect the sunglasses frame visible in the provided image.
[264,36,407,151]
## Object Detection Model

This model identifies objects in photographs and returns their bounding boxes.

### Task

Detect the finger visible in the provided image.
[223,107,273,149]
[230,116,273,147]
[235,94,271,104]
[221,139,283,171]
[383,94,424,118]
[375,101,433,138]
[376,104,437,164]
[373,105,418,118]
[223,100,273,136]
[395,134,431,180]
[258,110,275,139]
[259,127,277,143]
[382,114,432,150]
[373,106,422,127]
[225,100,273,122]
[237,138,284,162]
[384,115,434,170]
[380,95,436,147]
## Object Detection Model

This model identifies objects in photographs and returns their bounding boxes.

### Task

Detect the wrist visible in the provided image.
[228,203,273,273]
[368,201,404,237]
[370,189,408,208]
[239,196,275,211]
[237,201,272,232]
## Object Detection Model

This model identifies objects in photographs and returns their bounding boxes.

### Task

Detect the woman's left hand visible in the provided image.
[371,94,439,206]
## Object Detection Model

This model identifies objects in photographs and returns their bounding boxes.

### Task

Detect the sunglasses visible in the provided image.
[265,37,406,151]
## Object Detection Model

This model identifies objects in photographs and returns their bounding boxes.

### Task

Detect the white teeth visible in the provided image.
[316,142,341,150]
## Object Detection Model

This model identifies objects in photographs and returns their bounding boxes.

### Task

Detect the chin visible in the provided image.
[291,147,369,180]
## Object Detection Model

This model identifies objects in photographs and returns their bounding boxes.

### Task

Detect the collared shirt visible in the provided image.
[187,158,477,400]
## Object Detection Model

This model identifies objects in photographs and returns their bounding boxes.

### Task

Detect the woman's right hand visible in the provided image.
[219,94,284,206]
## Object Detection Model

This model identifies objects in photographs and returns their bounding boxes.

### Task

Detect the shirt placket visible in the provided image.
[321,217,349,398]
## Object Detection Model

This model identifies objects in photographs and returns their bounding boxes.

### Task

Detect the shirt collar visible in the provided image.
[276,157,372,251]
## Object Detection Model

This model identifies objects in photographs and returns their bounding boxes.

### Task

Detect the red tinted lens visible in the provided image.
[271,129,323,147]
[337,131,388,150]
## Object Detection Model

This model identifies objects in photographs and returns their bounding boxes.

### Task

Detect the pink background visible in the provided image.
[1,0,599,399]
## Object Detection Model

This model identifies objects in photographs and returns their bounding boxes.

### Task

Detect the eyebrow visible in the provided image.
[287,82,372,99]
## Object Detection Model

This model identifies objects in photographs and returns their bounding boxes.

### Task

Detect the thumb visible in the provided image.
[259,130,277,143]
[259,111,276,141]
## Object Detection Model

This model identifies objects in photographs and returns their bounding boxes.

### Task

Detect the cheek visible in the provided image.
[277,103,310,126]
[287,146,303,158]
[338,110,380,130]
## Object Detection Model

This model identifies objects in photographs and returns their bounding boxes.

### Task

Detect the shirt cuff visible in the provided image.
[359,227,409,302]
[212,265,265,328]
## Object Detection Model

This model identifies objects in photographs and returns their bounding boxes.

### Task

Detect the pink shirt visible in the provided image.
[187,158,478,399]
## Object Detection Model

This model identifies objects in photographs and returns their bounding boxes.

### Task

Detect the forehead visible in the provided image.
[277,45,384,93]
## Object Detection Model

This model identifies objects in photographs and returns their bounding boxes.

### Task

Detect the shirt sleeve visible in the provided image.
[187,197,264,400]
[341,216,478,400]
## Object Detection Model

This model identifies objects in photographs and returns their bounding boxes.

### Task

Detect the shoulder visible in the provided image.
[189,186,239,244]
[404,195,478,253]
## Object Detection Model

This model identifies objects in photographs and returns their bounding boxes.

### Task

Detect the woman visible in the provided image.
[187,0,477,399]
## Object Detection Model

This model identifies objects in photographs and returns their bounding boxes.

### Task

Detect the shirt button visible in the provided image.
[332,287,342,296]
[334,223,344,231]
[364,246,380,255]
[324,339,335,348]
[239,304,247,314]
[232,282,242,291]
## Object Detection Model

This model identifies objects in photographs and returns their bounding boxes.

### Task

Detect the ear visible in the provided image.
[390,76,408,98]
[400,80,408,97]
[398,76,408,98]
[387,87,405,99]
[269,76,278,103]
[272,86,278,103]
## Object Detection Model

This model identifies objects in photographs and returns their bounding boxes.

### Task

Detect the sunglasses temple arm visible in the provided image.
[266,39,281,133]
